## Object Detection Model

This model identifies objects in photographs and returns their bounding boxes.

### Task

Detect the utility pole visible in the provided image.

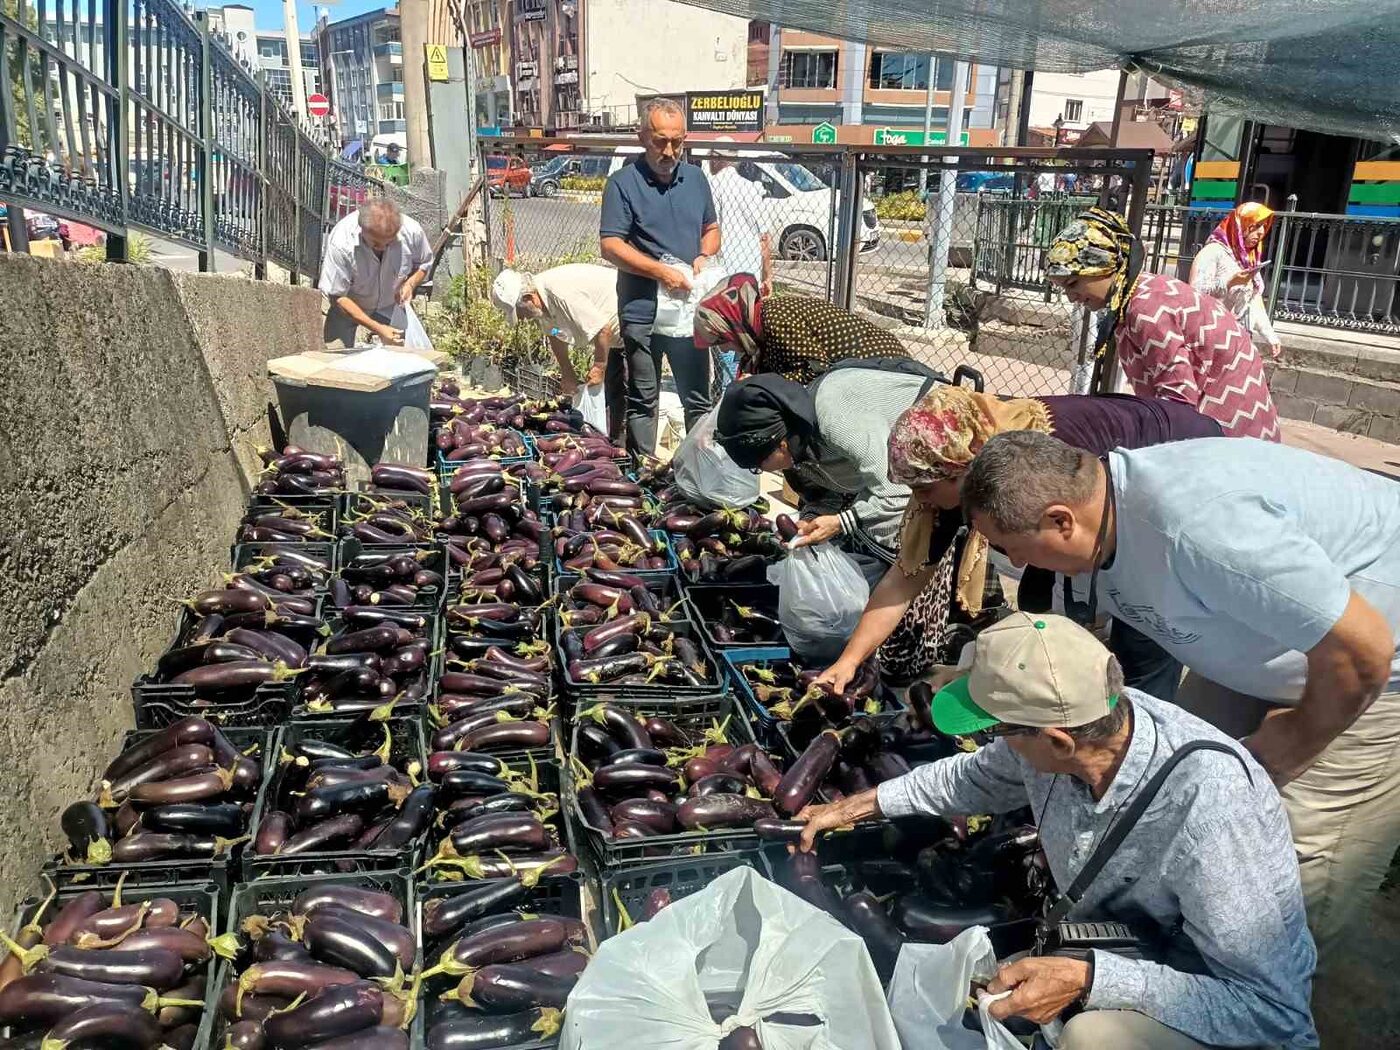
[400,0,433,166]
[282,0,309,117]
[923,59,969,329]
[918,54,936,196]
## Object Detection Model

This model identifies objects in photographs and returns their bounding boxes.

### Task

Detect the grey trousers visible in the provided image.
[620,322,711,457]
[1061,1010,1222,1049]
[323,302,391,349]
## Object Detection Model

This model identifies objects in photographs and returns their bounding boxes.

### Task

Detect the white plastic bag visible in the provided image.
[560,866,901,1050]
[767,543,869,662]
[654,262,727,337]
[674,403,760,509]
[401,303,433,350]
[571,382,608,432]
[886,928,1025,1050]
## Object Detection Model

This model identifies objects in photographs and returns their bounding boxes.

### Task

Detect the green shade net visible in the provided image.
[676,0,1400,144]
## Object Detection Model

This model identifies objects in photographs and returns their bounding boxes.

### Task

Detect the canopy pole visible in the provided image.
[1108,68,1129,145]
[923,60,969,329]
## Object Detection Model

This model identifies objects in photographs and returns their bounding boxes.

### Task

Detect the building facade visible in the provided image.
[760,28,999,146]
[256,33,320,110]
[465,0,514,128]
[314,7,405,149]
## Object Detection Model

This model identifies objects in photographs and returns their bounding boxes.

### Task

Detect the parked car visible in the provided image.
[486,155,533,197]
[26,212,71,250]
[528,156,575,198]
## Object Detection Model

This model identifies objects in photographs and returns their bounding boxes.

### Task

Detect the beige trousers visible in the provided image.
[1061,1010,1238,1049]
[1174,674,1400,970]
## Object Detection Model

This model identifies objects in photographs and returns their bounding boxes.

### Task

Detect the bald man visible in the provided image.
[319,199,433,348]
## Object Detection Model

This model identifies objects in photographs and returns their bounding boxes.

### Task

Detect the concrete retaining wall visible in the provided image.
[0,256,323,912]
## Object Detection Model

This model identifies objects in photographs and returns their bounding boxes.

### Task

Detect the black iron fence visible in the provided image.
[0,0,385,277]
[478,137,1153,398]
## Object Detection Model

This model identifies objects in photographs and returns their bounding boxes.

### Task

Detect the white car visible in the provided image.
[598,147,880,261]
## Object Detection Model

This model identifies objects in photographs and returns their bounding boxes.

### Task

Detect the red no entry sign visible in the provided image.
[307,93,331,118]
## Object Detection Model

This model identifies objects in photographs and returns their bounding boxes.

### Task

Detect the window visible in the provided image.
[1064,99,1083,122]
[781,50,837,89]
[935,58,955,92]
[379,101,404,121]
[868,52,928,91]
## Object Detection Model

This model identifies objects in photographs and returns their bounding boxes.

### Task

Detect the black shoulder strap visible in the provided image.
[1045,740,1254,923]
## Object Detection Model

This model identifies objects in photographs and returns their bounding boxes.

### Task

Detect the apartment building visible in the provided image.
[314,7,405,148]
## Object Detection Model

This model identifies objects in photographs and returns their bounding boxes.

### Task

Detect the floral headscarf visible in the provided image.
[888,386,1051,614]
[1208,202,1274,297]
[694,273,764,365]
[1045,206,1145,355]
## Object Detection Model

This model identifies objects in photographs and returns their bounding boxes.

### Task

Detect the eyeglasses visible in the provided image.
[971,724,1039,747]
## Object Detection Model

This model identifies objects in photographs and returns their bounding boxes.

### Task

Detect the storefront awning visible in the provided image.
[678,0,1400,144]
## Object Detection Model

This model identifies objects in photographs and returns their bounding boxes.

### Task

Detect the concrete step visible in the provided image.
[1267,357,1400,444]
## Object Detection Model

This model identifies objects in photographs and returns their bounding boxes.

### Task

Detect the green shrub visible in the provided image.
[76,231,153,264]
[560,175,607,192]
[875,191,926,222]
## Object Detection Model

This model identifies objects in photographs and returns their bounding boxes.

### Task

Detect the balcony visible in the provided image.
[377,81,404,99]
[373,42,402,62]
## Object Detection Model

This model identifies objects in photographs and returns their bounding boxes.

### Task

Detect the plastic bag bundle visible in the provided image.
[886,927,1032,1050]
[673,404,761,510]
[561,866,901,1050]
[766,543,870,662]
[571,382,608,432]
[401,303,433,349]
[654,262,727,337]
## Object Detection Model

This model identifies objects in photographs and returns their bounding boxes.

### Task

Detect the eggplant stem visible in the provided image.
[208,932,241,961]
[112,870,128,909]
[21,880,57,938]
[0,930,46,971]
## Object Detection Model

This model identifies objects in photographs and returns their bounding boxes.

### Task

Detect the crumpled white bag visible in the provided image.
[885,927,1029,1050]
[560,866,900,1050]
[767,543,870,662]
[401,303,433,349]
[674,404,761,509]
[572,382,608,432]
[654,262,727,337]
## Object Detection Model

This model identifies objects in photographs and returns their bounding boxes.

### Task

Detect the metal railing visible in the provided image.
[0,0,387,277]
[477,136,1154,398]
[977,195,1400,336]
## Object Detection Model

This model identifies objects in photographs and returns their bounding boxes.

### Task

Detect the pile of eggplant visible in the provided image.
[329,548,444,609]
[419,879,590,1047]
[237,504,334,544]
[300,608,436,716]
[774,813,1048,982]
[231,548,332,601]
[440,476,545,585]
[60,717,263,867]
[339,494,435,545]
[560,615,715,689]
[417,758,577,882]
[427,655,555,757]
[0,881,225,1050]
[251,722,432,863]
[431,391,532,433]
[736,656,885,726]
[687,586,783,646]
[254,446,347,498]
[369,462,437,498]
[555,573,685,630]
[538,451,639,507]
[666,507,787,584]
[571,704,784,844]
[219,881,416,1047]
[437,420,531,462]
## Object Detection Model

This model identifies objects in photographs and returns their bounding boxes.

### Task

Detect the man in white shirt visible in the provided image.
[491,263,627,439]
[706,146,772,295]
[319,199,433,348]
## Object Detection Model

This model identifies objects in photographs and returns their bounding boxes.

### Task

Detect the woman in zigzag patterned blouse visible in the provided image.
[1045,207,1280,441]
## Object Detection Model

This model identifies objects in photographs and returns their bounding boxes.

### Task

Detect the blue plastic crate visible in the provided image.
[722,646,792,746]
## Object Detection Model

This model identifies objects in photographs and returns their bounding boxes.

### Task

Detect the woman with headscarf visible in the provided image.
[813,384,1223,698]
[1045,207,1280,441]
[694,273,909,385]
[714,364,933,585]
[1189,202,1282,358]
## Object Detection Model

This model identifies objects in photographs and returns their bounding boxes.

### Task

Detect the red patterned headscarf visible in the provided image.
[1208,202,1274,296]
[694,273,764,365]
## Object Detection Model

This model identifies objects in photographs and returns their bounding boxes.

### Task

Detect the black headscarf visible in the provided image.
[714,374,819,470]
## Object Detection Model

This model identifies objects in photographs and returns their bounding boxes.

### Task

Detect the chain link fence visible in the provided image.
[477,138,1152,398]
[0,0,394,279]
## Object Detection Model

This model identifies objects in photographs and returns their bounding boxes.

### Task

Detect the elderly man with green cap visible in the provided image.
[796,612,1317,1050]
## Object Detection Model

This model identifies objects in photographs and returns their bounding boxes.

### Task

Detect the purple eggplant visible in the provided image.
[293,885,403,925]
[263,980,384,1047]
[676,794,774,830]
[772,730,841,817]
[451,962,576,1011]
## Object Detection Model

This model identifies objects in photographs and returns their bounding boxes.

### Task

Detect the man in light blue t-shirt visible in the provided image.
[960,431,1400,974]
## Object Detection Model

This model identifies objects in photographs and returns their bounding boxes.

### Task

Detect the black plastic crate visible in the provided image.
[216,870,420,1048]
[44,726,273,895]
[333,538,448,611]
[684,582,786,650]
[297,611,442,719]
[7,880,221,1046]
[556,617,726,703]
[598,852,771,940]
[133,678,295,729]
[339,489,438,544]
[565,693,766,869]
[245,493,340,538]
[244,719,429,878]
[230,540,337,595]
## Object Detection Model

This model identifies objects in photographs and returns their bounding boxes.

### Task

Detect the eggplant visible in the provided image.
[451,962,576,1011]
[591,764,678,795]
[433,918,571,975]
[420,881,532,942]
[370,784,436,851]
[293,886,403,925]
[718,1028,764,1050]
[457,722,551,752]
[101,719,213,783]
[0,973,157,1026]
[109,925,212,964]
[753,817,808,842]
[304,909,409,979]
[42,893,103,948]
[299,1027,409,1049]
[39,1002,164,1049]
[449,814,550,855]
[607,798,677,834]
[254,811,293,855]
[772,730,841,817]
[238,960,360,1002]
[127,767,235,807]
[110,832,233,862]
[425,1009,562,1050]
[601,747,668,769]
[60,802,110,864]
[253,930,314,965]
[295,780,398,826]
[263,981,384,1048]
[843,890,906,980]
[676,794,774,830]
[280,814,365,855]
[890,895,1009,943]
[688,773,750,798]
[103,744,216,804]
[32,946,184,990]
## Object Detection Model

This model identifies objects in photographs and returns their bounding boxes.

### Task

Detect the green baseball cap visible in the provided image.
[932,612,1118,736]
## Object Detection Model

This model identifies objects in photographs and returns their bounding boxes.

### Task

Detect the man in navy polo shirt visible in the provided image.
[600,97,720,455]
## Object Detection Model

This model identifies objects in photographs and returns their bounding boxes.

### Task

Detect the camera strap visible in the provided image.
[1044,740,1253,924]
